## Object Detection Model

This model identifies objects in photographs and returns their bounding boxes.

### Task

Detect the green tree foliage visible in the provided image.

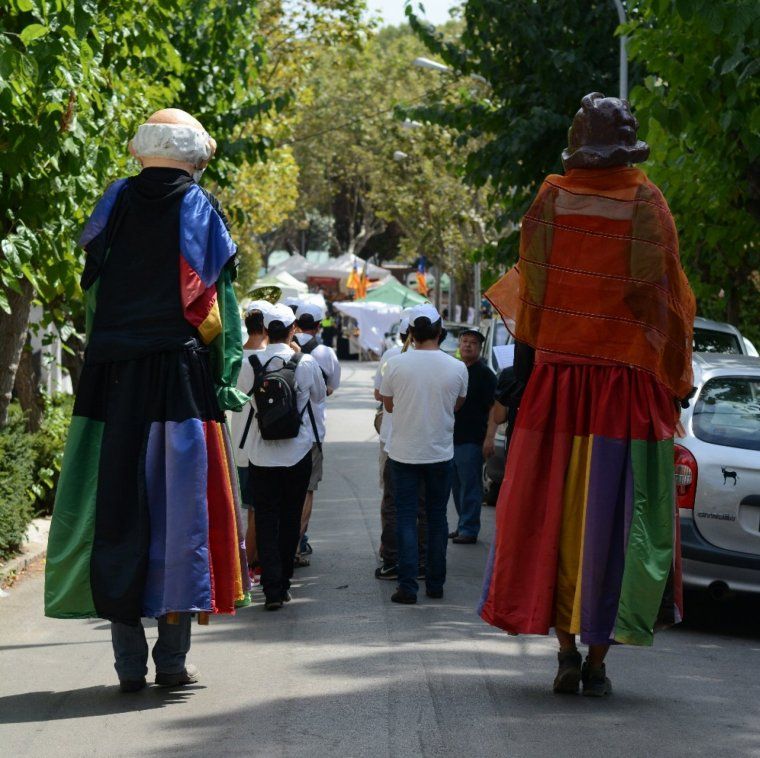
[405,0,620,263]
[0,0,367,425]
[626,0,760,341]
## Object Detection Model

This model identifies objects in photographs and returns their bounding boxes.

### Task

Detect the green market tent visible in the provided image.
[359,277,428,307]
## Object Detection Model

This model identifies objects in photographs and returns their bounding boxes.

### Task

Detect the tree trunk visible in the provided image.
[0,279,33,427]
[14,338,44,433]
[61,331,85,391]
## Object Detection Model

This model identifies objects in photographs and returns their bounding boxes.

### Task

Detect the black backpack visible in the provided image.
[238,352,321,449]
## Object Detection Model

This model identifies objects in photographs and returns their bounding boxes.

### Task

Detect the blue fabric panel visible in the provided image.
[179,184,237,287]
[78,179,129,248]
[142,419,212,617]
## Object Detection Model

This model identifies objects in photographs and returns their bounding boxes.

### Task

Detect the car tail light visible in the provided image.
[674,444,698,509]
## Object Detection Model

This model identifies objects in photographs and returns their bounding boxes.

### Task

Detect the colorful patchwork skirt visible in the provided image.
[45,340,251,625]
[479,356,682,646]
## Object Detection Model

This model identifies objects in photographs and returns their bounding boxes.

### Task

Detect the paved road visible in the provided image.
[1,362,759,757]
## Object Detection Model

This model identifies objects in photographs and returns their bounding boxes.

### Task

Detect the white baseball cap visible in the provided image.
[244,299,272,317]
[295,302,325,325]
[263,302,296,328]
[409,303,441,326]
[399,315,410,333]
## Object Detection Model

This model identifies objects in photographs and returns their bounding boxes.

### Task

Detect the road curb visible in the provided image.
[0,517,51,590]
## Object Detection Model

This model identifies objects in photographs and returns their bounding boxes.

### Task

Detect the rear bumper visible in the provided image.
[680,516,760,594]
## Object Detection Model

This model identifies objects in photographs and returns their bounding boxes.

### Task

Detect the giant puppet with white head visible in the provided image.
[44,108,252,643]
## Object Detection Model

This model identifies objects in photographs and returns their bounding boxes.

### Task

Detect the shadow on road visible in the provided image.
[0,685,198,724]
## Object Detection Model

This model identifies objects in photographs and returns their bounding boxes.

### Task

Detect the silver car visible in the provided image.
[676,354,760,597]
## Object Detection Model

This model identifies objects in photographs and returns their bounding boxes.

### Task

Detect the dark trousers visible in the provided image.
[250,453,312,603]
[391,459,453,596]
[380,447,426,566]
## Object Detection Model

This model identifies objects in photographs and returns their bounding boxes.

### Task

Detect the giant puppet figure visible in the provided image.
[480,93,695,697]
[45,109,252,692]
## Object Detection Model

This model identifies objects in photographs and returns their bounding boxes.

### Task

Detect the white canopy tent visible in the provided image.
[334,300,403,356]
[267,252,314,280]
[248,270,308,299]
[306,253,388,281]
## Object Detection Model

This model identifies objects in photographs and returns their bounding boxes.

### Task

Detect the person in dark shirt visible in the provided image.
[450,329,496,544]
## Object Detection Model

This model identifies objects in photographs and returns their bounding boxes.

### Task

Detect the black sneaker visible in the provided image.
[265,598,284,611]
[282,590,292,603]
[552,649,582,694]
[375,564,398,580]
[582,660,612,697]
[119,677,147,693]
[425,588,443,599]
[391,589,417,605]
[448,530,459,539]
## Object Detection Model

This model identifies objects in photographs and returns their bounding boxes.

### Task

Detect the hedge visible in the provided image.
[0,397,71,562]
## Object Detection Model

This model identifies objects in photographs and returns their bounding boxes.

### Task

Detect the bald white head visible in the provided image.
[129,108,217,177]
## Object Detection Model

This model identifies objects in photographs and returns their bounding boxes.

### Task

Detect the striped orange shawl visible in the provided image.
[487,167,696,399]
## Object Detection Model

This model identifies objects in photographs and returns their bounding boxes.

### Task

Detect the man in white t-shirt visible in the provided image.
[379,304,468,604]
[237,303,326,609]
[293,302,341,564]
[373,316,427,580]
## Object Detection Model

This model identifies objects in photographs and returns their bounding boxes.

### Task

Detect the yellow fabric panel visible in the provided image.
[554,435,593,634]
[198,300,222,345]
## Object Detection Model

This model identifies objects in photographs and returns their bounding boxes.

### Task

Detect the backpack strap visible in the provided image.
[290,353,321,451]
[239,353,268,450]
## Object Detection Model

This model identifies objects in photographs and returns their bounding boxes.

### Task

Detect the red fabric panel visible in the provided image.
[180,256,217,328]
[204,421,239,614]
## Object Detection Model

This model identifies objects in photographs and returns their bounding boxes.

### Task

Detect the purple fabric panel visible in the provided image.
[179,185,237,287]
[143,420,211,617]
[78,179,128,248]
[580,436,630,645]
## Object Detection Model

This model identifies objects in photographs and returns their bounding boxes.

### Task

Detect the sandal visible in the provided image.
[294,555,311,568]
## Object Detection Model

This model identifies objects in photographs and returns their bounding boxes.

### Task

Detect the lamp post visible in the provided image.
[612,0,628,100]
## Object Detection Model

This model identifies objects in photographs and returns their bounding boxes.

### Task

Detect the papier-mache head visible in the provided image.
[129,108,217,179]
[561,93,649,170]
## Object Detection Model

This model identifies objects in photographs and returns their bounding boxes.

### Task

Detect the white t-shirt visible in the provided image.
[380,349,468,464]
[229,348,263,467]
[294,332,341,441]
[374,345,402,446]
[238,343,326,468]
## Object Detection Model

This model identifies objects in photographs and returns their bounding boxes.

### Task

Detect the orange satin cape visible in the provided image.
[487,167,696,400]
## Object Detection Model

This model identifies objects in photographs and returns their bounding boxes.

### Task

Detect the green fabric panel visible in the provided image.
[614,438,675,645]
[212,265,248,412]
[44,416,104,618]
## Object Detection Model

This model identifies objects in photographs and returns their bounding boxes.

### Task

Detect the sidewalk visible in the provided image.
[0,517,50,591]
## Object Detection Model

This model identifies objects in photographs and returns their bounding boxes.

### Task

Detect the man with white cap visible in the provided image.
[372,314,427,581]
[237,303,326,610]
[379,304,468,604]
[292,302,341,564]
[230,300,271,585]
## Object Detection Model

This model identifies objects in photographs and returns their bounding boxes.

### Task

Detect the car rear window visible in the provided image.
[693,328,742,354]
[692,377,760,451]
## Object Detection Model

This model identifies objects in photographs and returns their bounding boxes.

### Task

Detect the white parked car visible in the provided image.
[676,354,760,597]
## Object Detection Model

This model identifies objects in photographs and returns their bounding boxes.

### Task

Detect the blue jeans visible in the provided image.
[391,459,453,596]
[452,443,484,538]
[111,613,191,681]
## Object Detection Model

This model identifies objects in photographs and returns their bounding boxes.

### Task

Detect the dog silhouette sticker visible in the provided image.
[722,467,738,486]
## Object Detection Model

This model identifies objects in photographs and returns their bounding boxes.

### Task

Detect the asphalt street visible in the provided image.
[1,361,759,758]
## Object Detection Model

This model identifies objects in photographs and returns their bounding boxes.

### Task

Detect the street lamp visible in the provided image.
[612,0,628,100]
[412,57,489,86]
